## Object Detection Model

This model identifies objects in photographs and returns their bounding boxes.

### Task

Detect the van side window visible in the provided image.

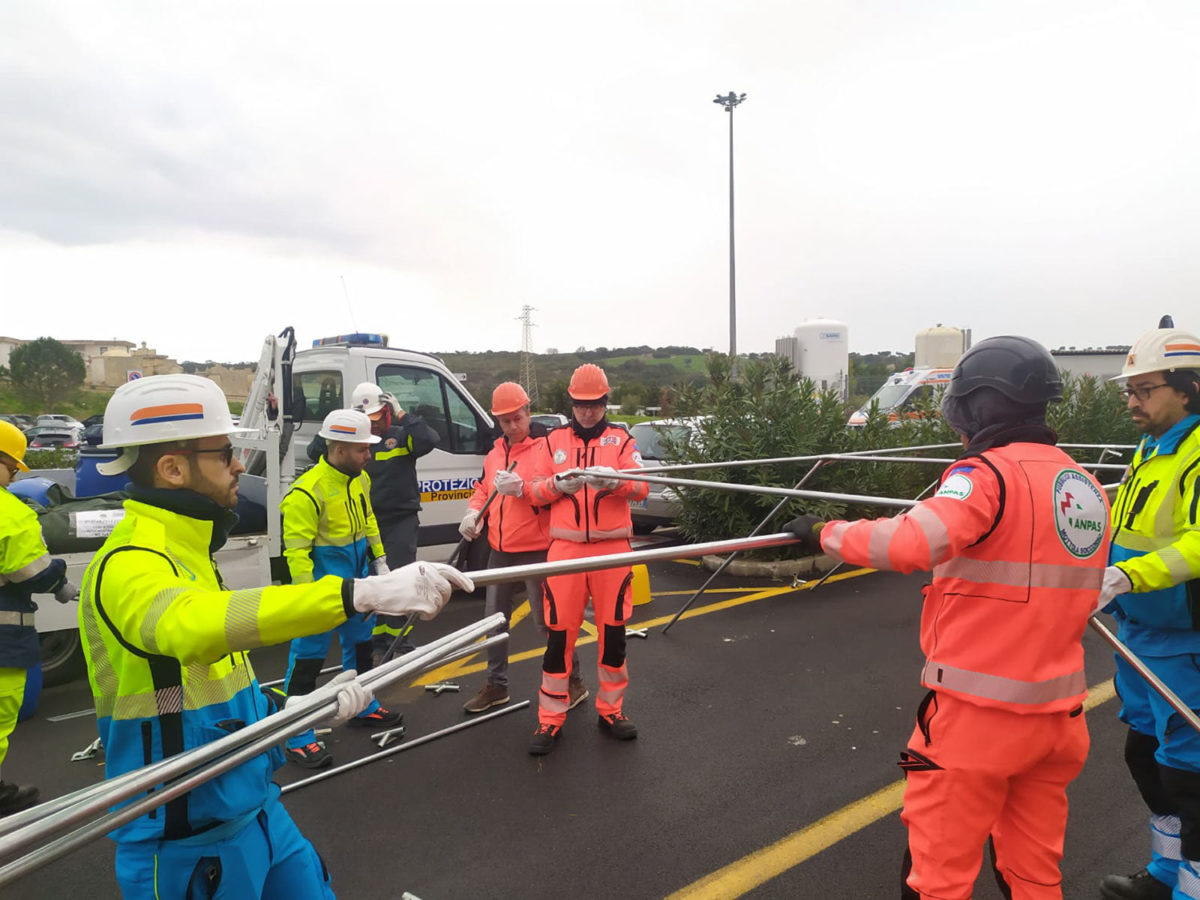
[293,370,343,422]
[376,365,489,455]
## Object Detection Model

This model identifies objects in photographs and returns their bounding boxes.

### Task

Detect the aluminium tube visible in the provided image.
[0,614,506,850]
[561,468,919,510]
[662,458,832,634]
[282,700,532,796]
[463,533,803,589]
[1088,616,1200,736]
[0,619,509,882]
[623,442,963,476]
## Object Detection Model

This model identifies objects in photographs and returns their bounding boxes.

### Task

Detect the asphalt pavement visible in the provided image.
[2,559,1147,899]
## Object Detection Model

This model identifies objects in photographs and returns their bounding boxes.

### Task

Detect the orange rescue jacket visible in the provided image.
[529,423,650,543]
[820,440,1109,713]
[469,430,551,553]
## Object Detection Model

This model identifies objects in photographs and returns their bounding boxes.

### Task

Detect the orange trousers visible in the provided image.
[901,691,1089,900]
[538,539,633,727]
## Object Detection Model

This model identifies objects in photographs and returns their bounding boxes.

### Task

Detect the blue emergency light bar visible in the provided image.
[312,333,389,348]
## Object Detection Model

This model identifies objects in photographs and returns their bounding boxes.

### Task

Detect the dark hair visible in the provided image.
[126,440,190,488]
[1165,370,1200,414]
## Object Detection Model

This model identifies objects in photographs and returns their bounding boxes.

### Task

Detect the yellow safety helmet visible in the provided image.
[0,421,30,472]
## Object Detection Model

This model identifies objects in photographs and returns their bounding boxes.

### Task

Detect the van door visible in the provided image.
[373,363,493,552]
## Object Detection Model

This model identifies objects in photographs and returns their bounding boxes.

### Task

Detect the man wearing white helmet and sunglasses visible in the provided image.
[79,374,471,899]
[1098,321,1200,900]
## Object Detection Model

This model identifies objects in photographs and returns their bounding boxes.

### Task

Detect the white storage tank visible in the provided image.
[793,319,849,401]
[915,324,969,369]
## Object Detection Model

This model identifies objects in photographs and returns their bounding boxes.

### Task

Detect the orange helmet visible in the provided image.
[491,381,531,416]
[568,364,610,401]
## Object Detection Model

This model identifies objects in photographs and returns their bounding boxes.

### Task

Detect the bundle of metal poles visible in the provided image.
[0,613,511,887]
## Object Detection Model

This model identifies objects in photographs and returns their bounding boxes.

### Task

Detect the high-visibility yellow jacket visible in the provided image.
[282,456,385,583]
[0,488,67,667]
[1109,413,1200,655]
[79,488,353,843]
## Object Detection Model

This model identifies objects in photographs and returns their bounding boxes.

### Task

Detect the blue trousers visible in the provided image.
[284,615,379,750]
[114,790,335,898]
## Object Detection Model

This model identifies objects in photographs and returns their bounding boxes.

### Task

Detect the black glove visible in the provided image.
[784,515,825,551]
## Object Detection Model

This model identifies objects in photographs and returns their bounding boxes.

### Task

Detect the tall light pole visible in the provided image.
[713,91,746,362]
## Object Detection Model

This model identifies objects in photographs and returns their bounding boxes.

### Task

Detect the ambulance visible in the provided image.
[846,367,953,427]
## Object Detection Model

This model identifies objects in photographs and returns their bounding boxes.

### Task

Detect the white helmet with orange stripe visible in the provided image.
[98,374,254,474]
[318,408,380,444]
[1117,327,1200,380]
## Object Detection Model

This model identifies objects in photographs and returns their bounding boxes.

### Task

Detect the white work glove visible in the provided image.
[583,465,620,491]
[555,472,585,494]
[372,556,389,576]
[353,562,475,620]
[285,670,373,728]
[459,509,481,540]
[493,469,524,497]
[1094,565,1133,615]
[54,579,80,604]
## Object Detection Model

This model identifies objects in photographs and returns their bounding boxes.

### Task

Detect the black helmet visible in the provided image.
[945,335,1063,404]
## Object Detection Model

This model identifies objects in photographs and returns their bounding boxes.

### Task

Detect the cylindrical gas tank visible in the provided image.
[793,319,849,400]
[915,325,967,369]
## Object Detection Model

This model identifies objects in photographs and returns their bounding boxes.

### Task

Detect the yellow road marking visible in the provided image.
[414,567,875,686]
[667,677,1119,899]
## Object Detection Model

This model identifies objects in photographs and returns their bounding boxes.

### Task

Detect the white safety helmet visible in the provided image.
[1115,328,1200,381]
[318,408,380,444]
[350,382,388,416]
[97,374,254,475]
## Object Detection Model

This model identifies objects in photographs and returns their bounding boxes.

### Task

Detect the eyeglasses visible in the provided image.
[1119,383,1172,402]
[175,445,236,467]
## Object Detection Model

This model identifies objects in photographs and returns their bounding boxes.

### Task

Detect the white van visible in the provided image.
[847,367,953,427]
[288,333,494,558]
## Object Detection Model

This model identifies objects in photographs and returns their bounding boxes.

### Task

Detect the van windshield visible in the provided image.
[865,382,913,412]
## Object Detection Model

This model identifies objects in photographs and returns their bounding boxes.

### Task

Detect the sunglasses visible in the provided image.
[174,445,236,467]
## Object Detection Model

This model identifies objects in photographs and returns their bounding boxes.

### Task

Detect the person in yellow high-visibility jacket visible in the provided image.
[79,375,471,899]
[0,421,77,817]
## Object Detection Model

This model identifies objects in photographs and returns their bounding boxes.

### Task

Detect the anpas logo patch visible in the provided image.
[935,473,973,501]
[553,449,567,465]
[1053,469,1107,558]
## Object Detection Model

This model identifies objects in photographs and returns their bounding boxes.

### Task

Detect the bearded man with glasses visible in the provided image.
[1098,322,1200,900]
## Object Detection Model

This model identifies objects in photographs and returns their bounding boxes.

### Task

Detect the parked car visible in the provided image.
[628,418,705,534]
[82,414,105,428]
[36,414,85,430]
[1,413,35,432]
[531,413,568,429]
[24,425,82,450]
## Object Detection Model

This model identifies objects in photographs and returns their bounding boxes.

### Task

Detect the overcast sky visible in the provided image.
[2,1,1197,362]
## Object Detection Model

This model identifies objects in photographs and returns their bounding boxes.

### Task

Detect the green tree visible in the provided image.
[9,337,86,411]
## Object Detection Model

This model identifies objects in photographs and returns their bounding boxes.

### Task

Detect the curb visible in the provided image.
[699,552,839,579]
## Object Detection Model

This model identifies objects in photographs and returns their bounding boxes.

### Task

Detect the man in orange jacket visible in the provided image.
[458,382,585,714]
[787,336,1109,899]
[518,364,649,755]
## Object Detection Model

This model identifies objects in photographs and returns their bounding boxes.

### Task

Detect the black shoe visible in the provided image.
[347,706,404,728]
[528,723,561,756]
[1100,868,1173,900]
[597,712,638,740]
[0,781,39,817]
[284,741,333,770]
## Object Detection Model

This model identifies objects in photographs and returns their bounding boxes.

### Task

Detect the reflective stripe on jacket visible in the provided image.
[469,430,551,553]
[366,413,439,519]
[79,496,352,843]
[1108,414,1200,641]
[282,456,385,583]
[821,442,1109,713]
[0,488,66,667]
[528,423,649,543]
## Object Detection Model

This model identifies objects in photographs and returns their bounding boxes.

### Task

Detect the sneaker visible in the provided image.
[0,782,39,817]
[567,678,589,711]
[464,682,510,714]
[597,712,638,740]
[284,741,333,770]
[1099,868,1172,900]
[528,723,561,756]
[348,706,404,728]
